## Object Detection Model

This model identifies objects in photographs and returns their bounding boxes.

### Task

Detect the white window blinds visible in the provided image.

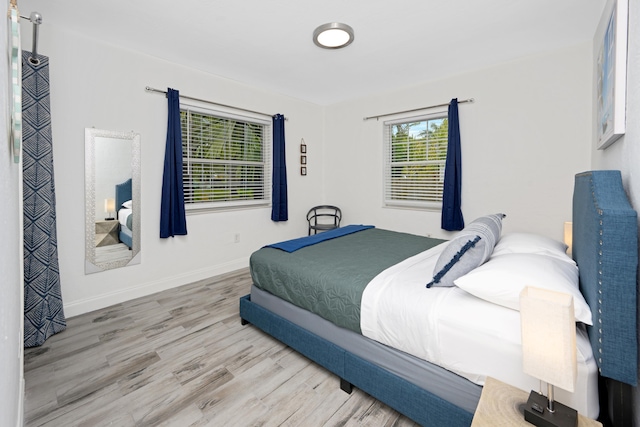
[180,107,271,210]
[384,115,448,208]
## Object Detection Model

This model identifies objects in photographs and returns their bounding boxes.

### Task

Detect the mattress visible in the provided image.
[117,207,133,248]
[118,207,132,230]
[361,242,598,418]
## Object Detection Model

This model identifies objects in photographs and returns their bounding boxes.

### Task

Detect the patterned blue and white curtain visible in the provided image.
[22,52,66,347]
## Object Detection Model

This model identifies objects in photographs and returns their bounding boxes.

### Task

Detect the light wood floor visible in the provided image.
[24,268,420,427]
[95,243,132,264]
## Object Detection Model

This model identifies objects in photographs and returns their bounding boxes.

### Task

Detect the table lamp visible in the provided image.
[104,198,115,220]
[563,222,573,257]
[520,286,578,427]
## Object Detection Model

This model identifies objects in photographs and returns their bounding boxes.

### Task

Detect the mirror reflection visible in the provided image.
[85,128,141,274]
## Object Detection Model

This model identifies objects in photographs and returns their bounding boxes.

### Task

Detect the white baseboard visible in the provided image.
[63,258,249,318]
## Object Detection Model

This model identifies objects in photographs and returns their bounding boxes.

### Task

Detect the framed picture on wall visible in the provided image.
[595,0,628,149]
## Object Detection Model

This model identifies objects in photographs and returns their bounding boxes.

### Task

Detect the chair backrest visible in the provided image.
[307,205,342,227]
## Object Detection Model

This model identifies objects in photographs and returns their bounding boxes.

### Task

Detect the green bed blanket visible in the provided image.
[250,228,446,333]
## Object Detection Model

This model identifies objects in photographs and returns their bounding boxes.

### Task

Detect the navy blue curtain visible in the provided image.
[22,52,66,347]
[441,98,464,231]
[160,88,188,238]
[271,114,288,221]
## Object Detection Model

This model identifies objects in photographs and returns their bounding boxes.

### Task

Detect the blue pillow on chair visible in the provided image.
[427,213,506,288]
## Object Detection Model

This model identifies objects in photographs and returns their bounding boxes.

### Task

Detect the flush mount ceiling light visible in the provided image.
[313,22,354,49]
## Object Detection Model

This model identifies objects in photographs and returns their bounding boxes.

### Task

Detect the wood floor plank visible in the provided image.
[24,268,418,426]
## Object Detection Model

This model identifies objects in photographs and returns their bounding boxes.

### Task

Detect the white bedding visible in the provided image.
[360,242,599,418]
[118,207,132,229]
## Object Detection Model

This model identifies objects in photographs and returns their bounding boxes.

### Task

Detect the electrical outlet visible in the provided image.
[234,233,240,243]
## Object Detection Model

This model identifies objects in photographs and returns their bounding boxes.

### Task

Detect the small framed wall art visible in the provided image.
[300,138,307,175]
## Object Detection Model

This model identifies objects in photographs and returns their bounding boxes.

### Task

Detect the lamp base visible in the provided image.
[104,217,115,221]
[524,391,577,427]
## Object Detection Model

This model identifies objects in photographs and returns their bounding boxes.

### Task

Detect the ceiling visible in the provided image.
[21,0,605,105]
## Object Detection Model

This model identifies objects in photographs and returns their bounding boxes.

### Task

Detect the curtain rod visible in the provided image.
[20,11,42,65]
[363,98,475,121]
[145,86,285,120]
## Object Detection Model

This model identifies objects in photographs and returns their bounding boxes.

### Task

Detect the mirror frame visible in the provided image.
[85,128,141,274]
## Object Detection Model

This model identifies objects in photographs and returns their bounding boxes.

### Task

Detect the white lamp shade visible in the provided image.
[564,221,573,256]
[104,198,116,213]
[520,286,577,393]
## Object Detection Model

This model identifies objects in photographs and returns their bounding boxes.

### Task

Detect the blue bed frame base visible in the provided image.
[239,295,473,427]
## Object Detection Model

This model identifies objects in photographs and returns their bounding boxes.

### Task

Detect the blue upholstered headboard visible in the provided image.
[573,171,638,386]
[115,178,132,212]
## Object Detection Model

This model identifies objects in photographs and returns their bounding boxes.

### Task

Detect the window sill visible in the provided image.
[186,202,270,215]
[383,201,442,212]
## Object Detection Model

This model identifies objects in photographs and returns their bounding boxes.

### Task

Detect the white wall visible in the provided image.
[592,0,640,423]
[324,43,593,242]
[20,23,325,317]
[1,0,24,425]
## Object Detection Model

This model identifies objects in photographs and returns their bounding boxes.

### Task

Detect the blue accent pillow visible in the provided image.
[427,213,505,288]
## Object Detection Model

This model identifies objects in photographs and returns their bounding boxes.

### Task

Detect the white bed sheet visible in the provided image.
[118,207,132,228]
[360,242,599,418]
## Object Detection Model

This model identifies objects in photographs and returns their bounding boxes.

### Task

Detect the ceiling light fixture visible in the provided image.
[313,22,354,49]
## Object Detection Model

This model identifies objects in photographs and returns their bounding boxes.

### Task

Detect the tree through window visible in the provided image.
[180,108,271,210]
[384,115,448,208]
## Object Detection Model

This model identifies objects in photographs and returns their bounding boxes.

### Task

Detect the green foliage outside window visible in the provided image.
[389,118,448,203]
[181,110,266,205]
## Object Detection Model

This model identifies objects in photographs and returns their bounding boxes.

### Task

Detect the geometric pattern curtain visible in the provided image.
[22,52,66,347]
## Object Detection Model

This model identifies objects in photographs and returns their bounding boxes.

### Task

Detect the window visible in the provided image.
[180,107,271,210]
[384,114,448,209]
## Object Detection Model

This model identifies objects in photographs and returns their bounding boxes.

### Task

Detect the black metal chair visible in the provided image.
[307,205,342,235]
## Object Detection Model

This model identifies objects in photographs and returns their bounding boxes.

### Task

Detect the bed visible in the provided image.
[115,178,133,249]
[239,170,637,426]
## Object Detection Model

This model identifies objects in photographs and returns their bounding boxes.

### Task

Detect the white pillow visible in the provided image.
[122,200,132,209]
[492,232,573,264]
[454,253,592,325]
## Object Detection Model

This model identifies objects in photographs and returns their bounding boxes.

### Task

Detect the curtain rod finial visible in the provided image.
[29,11,42,24]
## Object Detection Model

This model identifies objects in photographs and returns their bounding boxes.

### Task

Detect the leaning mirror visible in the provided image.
[85,128,141,274]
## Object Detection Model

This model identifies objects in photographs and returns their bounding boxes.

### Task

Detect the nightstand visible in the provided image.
[95,219,119,247]
[471,377,601,427]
